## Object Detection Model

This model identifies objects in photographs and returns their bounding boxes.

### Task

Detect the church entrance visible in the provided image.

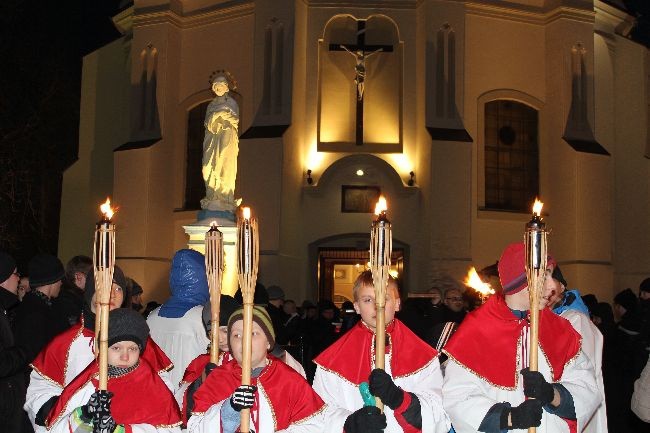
[315,245,405,306]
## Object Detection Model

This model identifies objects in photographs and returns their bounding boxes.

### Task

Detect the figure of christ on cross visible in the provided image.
[329,20,393,145]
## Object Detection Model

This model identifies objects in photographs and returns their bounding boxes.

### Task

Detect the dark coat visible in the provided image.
[0,297,28,430]
[12,291,69,363]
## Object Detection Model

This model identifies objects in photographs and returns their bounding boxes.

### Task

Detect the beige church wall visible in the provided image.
[611,35,650,296]
[59,37,131,264]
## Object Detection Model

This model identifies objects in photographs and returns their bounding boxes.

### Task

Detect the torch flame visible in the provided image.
[532,199,543,216]
[242,207,251,220]
[464,267,495,296]
[374,196,388,216]
[210,221,217,228]
[99,198,115,220]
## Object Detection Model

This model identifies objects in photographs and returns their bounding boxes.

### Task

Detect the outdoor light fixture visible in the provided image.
[407,171,415,186]
[356,169,364,176]
[306,169,313,185]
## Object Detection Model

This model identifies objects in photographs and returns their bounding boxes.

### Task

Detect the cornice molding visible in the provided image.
[300,0,423,9]
[465,2,594,26]
[133,2,254,29]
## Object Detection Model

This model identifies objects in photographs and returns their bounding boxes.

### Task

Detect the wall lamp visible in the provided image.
[306,169,313,185]
[407,171,415,186]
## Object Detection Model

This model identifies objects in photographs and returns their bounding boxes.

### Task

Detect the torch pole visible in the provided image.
[237,211,259,433]
[93,219,115,391]
[205,224,224,364]
[369,205,391,412]
[524,203,547,433]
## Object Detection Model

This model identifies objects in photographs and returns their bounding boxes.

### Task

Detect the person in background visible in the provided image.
[128,277,144,312]
[18,275,30,302]
[147,249,210,389]
[441,287,466,324]
[54,255,92,327]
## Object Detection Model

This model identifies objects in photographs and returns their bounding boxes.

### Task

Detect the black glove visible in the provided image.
[93,411,117,433]
[368,368,404,409]
[205,362,217,376]
[521,368,555,405]
[508,399,543,430]
[230,385,257,411]
[344,406,387,433]
[81,391,113,423]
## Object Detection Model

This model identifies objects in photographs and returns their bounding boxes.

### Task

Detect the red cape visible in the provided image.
[192,357,324,430]
[46,358,181,429]
[31,319,173,387]
[443,295,581,389]
[314,319,438,385]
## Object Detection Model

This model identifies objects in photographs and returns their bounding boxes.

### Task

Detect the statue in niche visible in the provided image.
[340,45,383,101]
[201,72,241,212]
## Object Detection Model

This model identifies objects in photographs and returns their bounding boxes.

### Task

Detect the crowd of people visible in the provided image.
[0,244,649,433]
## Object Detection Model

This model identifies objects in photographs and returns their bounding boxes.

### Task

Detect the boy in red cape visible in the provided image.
[188,306,326,433]
[25,267,173,432]
[313,271,450,433]
[45,308,182,433]
[442,243,601,433]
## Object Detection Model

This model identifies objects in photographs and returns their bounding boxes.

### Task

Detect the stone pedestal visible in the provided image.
[183,212,238,296]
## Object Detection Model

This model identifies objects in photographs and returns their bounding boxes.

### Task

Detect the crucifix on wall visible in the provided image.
[329,20,393,145]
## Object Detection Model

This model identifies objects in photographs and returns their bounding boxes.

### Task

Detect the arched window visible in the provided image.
[484,100,539,212]
[184,101,210,210]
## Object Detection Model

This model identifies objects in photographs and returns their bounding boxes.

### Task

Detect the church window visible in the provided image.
[484,100,539,212]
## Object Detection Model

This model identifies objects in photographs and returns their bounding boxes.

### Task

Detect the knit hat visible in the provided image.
[202,294,240,332]
[640,278,650,294]
[267,285,285,301]
[498,243,528,295]
[84,266,128,306]
[228,306,275,351]
[28,254,65,288]
[108,308,149,350]
[129,278,143,296]
[614,288,638,313]
[234,282,269,306]
[0,251,17,283]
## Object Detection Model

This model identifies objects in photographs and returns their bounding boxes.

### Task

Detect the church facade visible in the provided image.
[59,0,650,304]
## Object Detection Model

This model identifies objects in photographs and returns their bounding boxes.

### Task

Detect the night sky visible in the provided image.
[0,0,647,271]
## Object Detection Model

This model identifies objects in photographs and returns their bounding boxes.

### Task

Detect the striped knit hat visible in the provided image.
[227,306,275,350]
[498,243,528,295]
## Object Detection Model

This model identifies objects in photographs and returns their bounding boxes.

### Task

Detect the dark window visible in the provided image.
[484,100,539,212]
[185,101,210,210]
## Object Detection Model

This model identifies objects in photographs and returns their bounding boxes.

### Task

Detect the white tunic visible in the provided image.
[443,348,600,433]
[313,354,450,433]
[147,305,210,389]
[559,309,607,433]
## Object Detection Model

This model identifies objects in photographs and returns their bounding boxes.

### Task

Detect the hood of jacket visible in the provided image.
[159,249,209,318]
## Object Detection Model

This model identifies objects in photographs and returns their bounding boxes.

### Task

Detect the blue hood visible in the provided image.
[159,249,209,318]
[553,289,590,317]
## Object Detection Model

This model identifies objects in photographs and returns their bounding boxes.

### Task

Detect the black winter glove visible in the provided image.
[521,368,555,405]
[507,399,543,430]
[205,362,217,376]
[81,391,113,423]
[93,411,118,433]
[344,406,387,433]
[230,385,257,411]
[368,368,404,409]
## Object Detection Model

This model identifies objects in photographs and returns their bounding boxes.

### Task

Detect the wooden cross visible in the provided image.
[329,20,394,145]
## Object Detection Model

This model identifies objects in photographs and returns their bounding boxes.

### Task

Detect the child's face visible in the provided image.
[229,320,270,369]
[354,283,401,330]
[107,341,140,368]
[218,326,229,353]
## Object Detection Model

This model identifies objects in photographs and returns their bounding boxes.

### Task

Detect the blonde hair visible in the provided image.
[352,270,399,301]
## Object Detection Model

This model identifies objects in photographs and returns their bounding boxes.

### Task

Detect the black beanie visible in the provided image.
[84,266,128,306]
[551,265,568,288]
[29,254,65,288]
[0,251,16,283]
[614,288,638,313]
[202,294,240,333]
[640,278,650,294]
[108,308,149,350]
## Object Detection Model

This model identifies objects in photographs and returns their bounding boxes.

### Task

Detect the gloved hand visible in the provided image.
[205,362,217,376]
[92,411,118,433]
[368,368,404,409]
[521,368,555,405]
[230,385,257,411]
[344,406,387,433]
[509,399,543,429]
[81,391,113,423]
